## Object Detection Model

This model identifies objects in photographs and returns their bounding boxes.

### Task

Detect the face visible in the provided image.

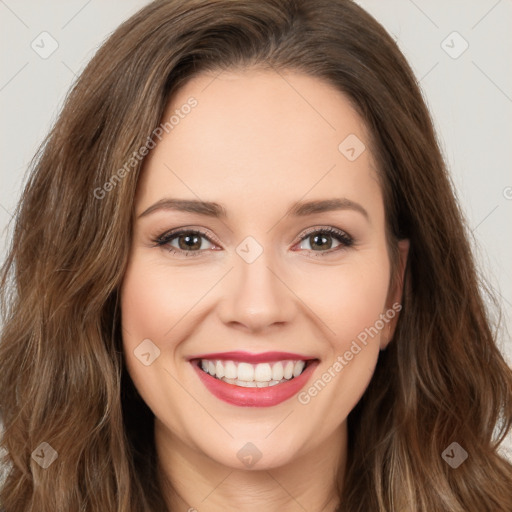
[120,68,408,471]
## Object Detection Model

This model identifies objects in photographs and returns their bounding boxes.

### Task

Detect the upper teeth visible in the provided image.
[200,359,306,382]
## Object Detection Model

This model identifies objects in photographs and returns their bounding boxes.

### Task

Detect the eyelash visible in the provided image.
[153,226,354,258]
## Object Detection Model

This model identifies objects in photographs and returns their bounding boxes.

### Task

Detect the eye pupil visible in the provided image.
[179,234,201,251]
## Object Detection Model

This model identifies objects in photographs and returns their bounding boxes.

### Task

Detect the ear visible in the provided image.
[380,239,409,350]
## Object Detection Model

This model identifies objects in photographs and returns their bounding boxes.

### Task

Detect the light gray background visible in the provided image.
[1,0,511,457]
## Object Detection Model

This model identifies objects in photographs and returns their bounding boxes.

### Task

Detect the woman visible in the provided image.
[1,0,511,510]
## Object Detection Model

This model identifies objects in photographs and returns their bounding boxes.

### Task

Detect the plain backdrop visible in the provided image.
[1,0,511,459]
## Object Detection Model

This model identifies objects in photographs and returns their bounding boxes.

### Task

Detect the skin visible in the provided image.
[120,68,409,512]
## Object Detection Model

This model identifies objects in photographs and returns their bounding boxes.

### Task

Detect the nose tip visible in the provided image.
[218,252,295,333]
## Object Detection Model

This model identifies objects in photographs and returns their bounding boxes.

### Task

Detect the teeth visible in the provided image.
[199,358,309,385]
[284,361,294,379]
[224,361,237,379]
[215,360,225,378]
[293,360,305,377]
[271,362,284,381]
[237,362,254,381]
[254,363,272,382]
[233,378,289,388]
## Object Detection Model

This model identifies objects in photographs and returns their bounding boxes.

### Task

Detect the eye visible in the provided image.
[295,227,354,256]
[154,228,218,257]
[153,226,354,258]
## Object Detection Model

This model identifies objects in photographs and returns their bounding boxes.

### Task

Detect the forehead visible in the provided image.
[136,69,383,221]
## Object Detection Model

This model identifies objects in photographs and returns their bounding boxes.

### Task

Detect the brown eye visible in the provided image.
[306,233,335,251]
[155,229,216,256]
[296,228,353,254]
[176,233,203,251]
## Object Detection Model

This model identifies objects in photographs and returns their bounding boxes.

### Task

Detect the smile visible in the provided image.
[189,351,319,407]
[199,359,307,387]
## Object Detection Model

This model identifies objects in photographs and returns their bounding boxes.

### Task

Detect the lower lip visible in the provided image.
[192,360,319,407]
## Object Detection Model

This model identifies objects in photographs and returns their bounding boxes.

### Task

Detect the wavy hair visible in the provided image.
[1,0,511,510]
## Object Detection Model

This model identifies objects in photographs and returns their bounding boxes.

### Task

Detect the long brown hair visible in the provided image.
[1,0,511,510]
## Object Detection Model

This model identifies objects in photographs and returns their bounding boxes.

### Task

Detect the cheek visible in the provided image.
[295,254,391,348]
[120,254,207,343]
[119,253,222,406]
[121,261,169,342]
[337,268,389,339]
[297,260,390,410]
[120,256,183,411]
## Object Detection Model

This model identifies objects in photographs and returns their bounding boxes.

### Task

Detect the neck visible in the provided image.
[155,420,347,512]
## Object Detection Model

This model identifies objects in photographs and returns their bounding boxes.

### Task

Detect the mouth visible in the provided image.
[193,358,313,387]
[189,351,319,407]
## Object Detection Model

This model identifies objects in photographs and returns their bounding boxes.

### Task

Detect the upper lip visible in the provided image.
[187,351,316,363]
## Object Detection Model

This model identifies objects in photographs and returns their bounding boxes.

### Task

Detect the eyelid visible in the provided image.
[154,226,222,248]
[294,225,352,243]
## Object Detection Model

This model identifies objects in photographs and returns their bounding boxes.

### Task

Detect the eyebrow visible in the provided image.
[138,197,369,220]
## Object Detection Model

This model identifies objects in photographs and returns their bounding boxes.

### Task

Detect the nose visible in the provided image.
[217,247,296,333]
